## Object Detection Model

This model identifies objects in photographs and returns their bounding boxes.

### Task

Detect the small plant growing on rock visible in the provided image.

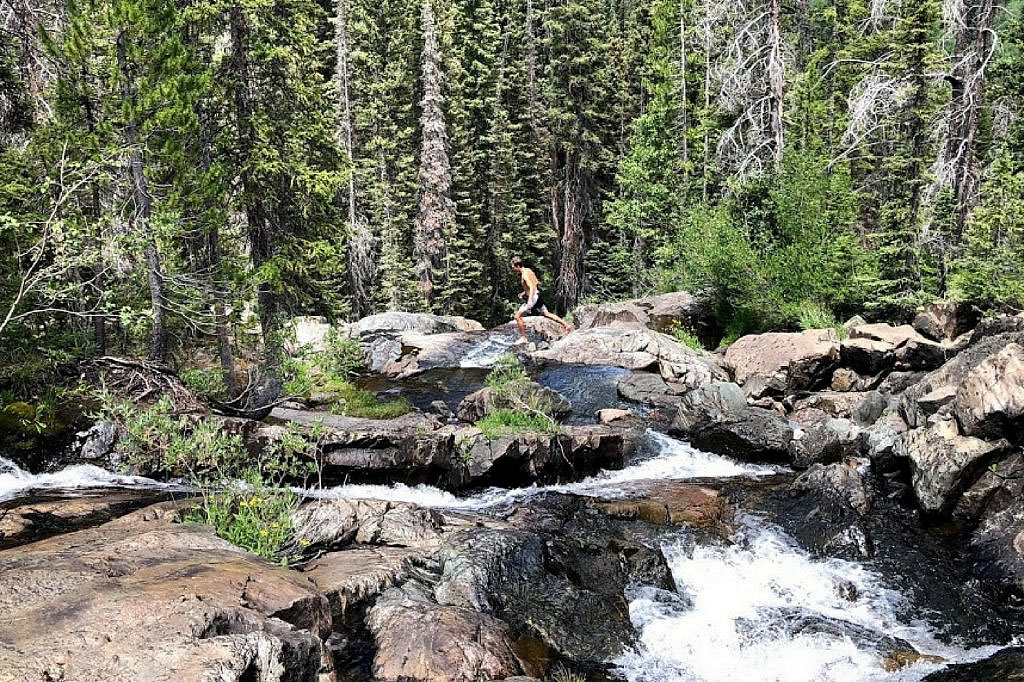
[475,354,560,437]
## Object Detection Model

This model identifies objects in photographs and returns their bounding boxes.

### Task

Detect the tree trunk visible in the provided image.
[556,152,585,311]
[767,0,785,165]
[336,0,374,317]
[229,5,282,402]
[679,0,689,179]
[117,31,166,363]
[414,0,455,309]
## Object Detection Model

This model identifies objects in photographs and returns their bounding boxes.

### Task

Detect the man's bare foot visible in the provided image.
[515,336,529,345]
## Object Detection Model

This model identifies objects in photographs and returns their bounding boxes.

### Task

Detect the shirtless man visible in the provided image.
[510,256,573,344]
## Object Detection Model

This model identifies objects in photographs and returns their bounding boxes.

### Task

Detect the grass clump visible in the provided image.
[475,354,560,438]
[330,381,411,419]
[793,300,849,339]
[476,408,561,439]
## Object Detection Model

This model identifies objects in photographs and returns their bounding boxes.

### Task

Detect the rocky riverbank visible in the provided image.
[1,295,1023,681]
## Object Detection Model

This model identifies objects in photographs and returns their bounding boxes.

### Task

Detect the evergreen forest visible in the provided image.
[2,0,1024,384]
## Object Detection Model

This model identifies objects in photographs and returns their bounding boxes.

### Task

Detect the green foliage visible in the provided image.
[667,321,705,351]
[91,391,317,562]
[180,368,229,401]
[476,353,560,437]
[475,409,560,439]
[330,382,412,419]
[317,332,366,379]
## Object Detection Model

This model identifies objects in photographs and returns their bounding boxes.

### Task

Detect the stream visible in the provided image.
[2,427,1014,681]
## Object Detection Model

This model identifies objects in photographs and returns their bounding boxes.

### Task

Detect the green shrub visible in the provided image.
[180,368,229,400]
[317,330,365,378]
[475,354,560,437]
[330,381,411,419]
[793,300,848,339]
[667,321,705,351]
[92,390,317,563]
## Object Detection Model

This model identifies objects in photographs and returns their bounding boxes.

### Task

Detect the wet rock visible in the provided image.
[921,647,1024,681]
[0,490,168,550]
[900,331,1024,429]
[966,456,1024,597]
[737,607,924,665]
[788,418,864,468]
[456,383,571,423]
[953,452,1024,524]
[572,301,651,330]
[0,503,331,682]
[951,342,1024,441]
[724,330,841,397]
[789,391,887,427]
[616,371,688,408]
[534,327,727,389]
[590,481,733,535]
[792,460,872,515]
[669,382,794,463]
[896,416,1012,515]
[367,585,527,682]
[75,421,117,461]
[912,301,980,343]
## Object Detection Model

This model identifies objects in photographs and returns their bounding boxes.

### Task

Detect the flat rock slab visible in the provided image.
[725,330,840,397]
[0,490,168,550]
[0,502,331,682]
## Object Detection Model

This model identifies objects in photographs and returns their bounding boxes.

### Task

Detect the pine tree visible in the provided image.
[414,0,456,310]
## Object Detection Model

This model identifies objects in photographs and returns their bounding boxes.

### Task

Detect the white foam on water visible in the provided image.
[0,455,173,503]
[614,517,1007,682]
[458,335,516,368]
[305,430,783,510]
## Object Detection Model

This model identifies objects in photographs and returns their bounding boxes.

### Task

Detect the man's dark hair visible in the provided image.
[510,255,523,267]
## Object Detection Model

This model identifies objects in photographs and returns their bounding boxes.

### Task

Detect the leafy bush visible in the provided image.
[793,300,849,339]
[180,368,229,400]
[667,321,705,351]
[475,354,560,437]
[92,391,317,563]
[318,330,365,378]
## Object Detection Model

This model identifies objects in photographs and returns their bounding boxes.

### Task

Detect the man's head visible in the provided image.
[510,255,523,272]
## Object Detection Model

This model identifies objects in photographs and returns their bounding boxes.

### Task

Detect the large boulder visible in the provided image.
[353,312,483,336]
[534,327,727,388]
[792,460,872,515]
[788,391,887,427]
[668,382,794,463]
[724,330,841,397]
[284,315,337,354]
[367,585,528,682]
[895,416,1012,515]
[846,323,948,372]
[951,343,1024,441]
[571,301,650,330]
[912,301,980,343]
[901,331,1024,428]
[615,371,689,409]
[788,418,864,469]
[0,503,332,682]
[456,383,571,423]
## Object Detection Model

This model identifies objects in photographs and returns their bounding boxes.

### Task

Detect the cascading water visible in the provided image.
[0,455,173,503]
[2,428,1013,680]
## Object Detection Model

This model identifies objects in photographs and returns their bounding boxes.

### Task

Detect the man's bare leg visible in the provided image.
[542,310,573,333]
[514,311,529,342]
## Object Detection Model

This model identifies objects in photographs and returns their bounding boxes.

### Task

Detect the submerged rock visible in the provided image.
[921,647,1024,681]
